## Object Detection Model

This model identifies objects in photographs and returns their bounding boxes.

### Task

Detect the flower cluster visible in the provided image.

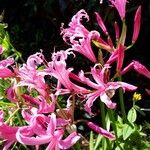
[0,1,150,149]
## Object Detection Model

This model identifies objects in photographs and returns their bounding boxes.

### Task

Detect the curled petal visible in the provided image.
[69,9,89,26]
[84,91,101,115]
[59,132,80,149]
[26,53,44,70]
[100,93,116,109]
[16,126,51,145]
[0,58,15,78]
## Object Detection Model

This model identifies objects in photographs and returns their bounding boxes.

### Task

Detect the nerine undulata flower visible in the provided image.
[17,53,48,97]
[61,9,100,62]
[16,113,80,150]
[45,50,89,95]
[79,64,137,114]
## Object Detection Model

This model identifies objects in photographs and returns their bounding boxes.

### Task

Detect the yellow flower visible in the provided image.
[132,92,142,101]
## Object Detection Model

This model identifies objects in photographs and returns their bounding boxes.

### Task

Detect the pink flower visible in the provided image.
[79,64,137,114]
[109,0,127,20]
[0,111,19,150]
[71,31,100,62]
[61,9,89,44]
[46,50,89,95]
[61,9,100,62]
[16,113,80,149]
[132,6,141,43]
[0,58,15,78]
[87,122,116,140]
[17,53,48,97]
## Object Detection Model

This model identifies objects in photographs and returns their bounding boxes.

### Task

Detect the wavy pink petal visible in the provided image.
[59,132,80,149]
[100,93,116,109]
[16,126,51,145]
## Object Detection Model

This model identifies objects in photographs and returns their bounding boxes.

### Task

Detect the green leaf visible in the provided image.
[2,34,10,51]
[134,105,146,116]
[89,131,94,150]
[127,108,137,123]
[94,135,103,150]
[123,123,134,140]
[116,122,124,138]
[105,113,111,131]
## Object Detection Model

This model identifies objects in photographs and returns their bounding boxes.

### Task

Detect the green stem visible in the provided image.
[100,101,111,150]
[56,101,68,120]
[117,19,127,46]
[118,76,127,122]
[0,101,16,107]
[16,111,25,125]
[107,109,117,137]
[107,109,123,149]
[100,101,106,128]
[5,107,20,124]
[72,94,75,123]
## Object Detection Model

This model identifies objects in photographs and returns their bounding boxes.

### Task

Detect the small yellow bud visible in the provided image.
[132,92,142,101]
